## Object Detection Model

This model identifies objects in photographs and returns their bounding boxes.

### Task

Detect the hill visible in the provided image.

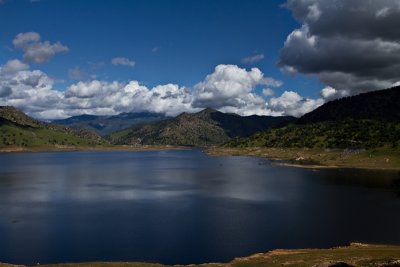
[299,86,400,124]
[227,119,400,149]
[53,112,168,136]
[227,87,400,150]
[108,108,295,146]
[0,106,106,149]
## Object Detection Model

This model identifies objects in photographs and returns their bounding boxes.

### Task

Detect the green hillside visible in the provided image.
[0,106,106,149]
[108,108,230,146]
[227,119,400,149]
[108,108,294,146]
[227,87,400,150]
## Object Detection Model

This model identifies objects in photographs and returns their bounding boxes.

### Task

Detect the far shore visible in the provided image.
[1,243,400,267]
[207,147,400,170]
[0,145,190,153]
[1,144,400,171]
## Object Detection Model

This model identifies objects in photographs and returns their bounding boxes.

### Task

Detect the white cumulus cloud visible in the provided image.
[320,86,349,101]
[192,64,281,110]
[241,53,265,64]
[111,57,135,67]
[267,91,324,117]
[0,59,29,75]
[13,32,69,64]
[262,88,275,97]
[0,60,327,119]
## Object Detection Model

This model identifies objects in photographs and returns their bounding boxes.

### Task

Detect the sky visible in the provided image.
[0,0,399,119]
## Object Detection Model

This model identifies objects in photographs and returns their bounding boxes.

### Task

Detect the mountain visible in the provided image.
[0,106,106,149]
[53,112,168,136]
[298,86,400,124]
[108,108,295,146]
[227,87,400,149]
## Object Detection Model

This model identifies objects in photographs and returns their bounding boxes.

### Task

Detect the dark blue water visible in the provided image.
[0,149,399,265]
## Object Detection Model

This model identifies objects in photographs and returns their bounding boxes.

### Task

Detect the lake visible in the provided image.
[0,149,399,265]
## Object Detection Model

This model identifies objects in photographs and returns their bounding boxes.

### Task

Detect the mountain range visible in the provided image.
[108,108,295,146]
[1,86,399,150]
[53,112,168,136]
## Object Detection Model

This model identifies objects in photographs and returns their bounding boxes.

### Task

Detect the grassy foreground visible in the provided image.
[1,244,400,267]
[208,147,400,170]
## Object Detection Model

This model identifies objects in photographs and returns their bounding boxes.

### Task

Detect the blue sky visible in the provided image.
[2,0,319,91]
[1,0,399,119]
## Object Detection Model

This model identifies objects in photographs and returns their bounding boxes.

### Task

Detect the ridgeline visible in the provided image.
[227,86,400,150]
[107,108,294,146]
[53,112,168,136]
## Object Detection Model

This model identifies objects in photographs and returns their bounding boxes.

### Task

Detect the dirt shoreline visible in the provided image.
[207,147,400,170]
[1,243,400,267]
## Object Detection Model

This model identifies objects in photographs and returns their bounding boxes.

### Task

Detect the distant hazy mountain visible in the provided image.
[298,86,400,124]
[0,106,106,149]
[53,112,168,136]
[108,108,295,146]
[228,87,400,149]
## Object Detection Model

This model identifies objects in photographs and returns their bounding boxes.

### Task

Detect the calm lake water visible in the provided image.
[0,149,400,265]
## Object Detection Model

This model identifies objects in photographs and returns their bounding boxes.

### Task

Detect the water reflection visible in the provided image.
[0,150,399,265]
[392,178,400,196]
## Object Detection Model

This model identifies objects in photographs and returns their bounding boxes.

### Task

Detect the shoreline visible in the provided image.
[207,147,400,170]
[1,145,400,170]
[0,145,190,153]
[271,161,340,169]
[1,243,400,267]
